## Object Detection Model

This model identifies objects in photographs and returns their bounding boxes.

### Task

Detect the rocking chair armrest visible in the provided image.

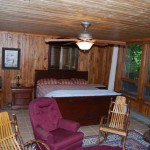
[100,116,108,126]
[11,114,21,135]
[24,139,50,150]
[10,114,25,145]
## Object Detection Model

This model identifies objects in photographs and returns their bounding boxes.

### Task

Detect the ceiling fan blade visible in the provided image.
[63,41,76,46]
[95,39,126,46]
[45,22,126,48]
[45,38,78,43]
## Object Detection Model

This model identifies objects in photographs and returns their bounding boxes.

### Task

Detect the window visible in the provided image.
[121,81,138,97]
[48,45,78,70]
[143,87,150,102]
[121,44,143,97]
[116,43,150,116]
[124,44,142,80]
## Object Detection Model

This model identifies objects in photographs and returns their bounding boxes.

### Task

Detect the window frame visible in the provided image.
[120,44,143,98]
[48,44,78,70]
[115,43,150,103]
[141,45,150,104]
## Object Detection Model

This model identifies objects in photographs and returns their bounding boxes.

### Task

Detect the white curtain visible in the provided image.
[108,46,119,90]
[59,47,63,69]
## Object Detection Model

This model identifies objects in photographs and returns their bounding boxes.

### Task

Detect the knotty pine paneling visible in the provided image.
[102,46,113,86]
[0,31,113,106]
[129,98,140,111]
[77,46,113,85]
[77,50,89,72]
[126,96,150,117]
[114,46,126,91]
[88,46,113,85]
[142,104,150,116]
[0,31,51,105]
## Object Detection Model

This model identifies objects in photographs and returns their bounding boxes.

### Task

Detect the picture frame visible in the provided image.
[2,47,21,70]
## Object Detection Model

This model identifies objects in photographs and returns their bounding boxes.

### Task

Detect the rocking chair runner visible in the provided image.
[97,96,130,150]
[0,111,50,150]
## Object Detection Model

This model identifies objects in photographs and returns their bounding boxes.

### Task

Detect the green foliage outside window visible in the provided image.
[125,44,142,80]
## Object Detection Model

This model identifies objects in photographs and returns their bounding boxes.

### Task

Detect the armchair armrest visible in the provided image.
[58,118,80,132]
[35,125,54,143]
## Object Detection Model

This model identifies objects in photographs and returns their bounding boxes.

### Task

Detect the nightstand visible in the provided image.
[11,84,33,109]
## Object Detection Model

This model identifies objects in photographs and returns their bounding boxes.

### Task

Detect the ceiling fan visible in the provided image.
[45,21,126,51]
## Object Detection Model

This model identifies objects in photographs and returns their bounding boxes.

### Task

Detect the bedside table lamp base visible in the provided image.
[16,79,20,86]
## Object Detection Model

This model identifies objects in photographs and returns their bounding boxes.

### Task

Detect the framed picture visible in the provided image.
[2,48,21,70]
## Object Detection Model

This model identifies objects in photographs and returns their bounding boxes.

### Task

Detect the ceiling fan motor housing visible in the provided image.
[78,31,93,40]
[78,21,93,40]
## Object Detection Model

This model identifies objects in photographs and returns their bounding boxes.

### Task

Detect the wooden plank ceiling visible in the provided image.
[0,0,150,41]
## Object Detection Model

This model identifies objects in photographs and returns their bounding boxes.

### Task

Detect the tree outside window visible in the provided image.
[121,44,143,97]
[124,44,142,80]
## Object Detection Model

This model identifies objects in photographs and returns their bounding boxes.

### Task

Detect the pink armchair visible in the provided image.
[29,97,84,150]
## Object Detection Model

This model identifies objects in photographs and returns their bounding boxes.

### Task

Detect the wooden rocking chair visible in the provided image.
[0,111,50,150]
[97,96,130,150]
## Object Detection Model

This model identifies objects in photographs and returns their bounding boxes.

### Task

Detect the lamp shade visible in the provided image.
[76,41,94,51]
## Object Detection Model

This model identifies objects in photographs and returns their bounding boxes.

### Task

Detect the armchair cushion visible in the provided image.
[50,128,83,150]
[36,125,54,143]
[58,118,80,132]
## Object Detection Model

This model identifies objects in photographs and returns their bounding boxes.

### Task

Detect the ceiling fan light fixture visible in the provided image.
[76,41,94,51]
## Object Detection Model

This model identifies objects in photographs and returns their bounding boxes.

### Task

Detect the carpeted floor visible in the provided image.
[83,130,150,150]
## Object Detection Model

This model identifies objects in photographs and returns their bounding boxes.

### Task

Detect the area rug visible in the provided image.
[82,130,150,150]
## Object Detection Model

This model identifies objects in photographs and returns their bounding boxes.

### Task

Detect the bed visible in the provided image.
[34,69,121,125]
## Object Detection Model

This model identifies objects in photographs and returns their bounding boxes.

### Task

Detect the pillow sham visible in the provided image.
[37,78,58,85]
[71,78,88,85]
[57,79,74,85]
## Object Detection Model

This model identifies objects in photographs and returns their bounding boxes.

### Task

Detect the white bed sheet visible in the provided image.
[36,84,121,98]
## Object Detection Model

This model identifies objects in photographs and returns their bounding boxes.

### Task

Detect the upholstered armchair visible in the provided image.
[29,97,84,150]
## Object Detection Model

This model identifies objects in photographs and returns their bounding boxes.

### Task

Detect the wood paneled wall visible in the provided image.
[3,31,148,117]
[77,50,89,71]
[126,97,150,116]
[0,31,112,105]
[0,32,50,104]
[88,46,113,85]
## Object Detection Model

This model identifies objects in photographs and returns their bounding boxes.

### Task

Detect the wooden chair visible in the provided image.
[97,96,130,150]
[0,111,50,150]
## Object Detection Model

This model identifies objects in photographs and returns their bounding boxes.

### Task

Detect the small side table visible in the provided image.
[11,84,33,109]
